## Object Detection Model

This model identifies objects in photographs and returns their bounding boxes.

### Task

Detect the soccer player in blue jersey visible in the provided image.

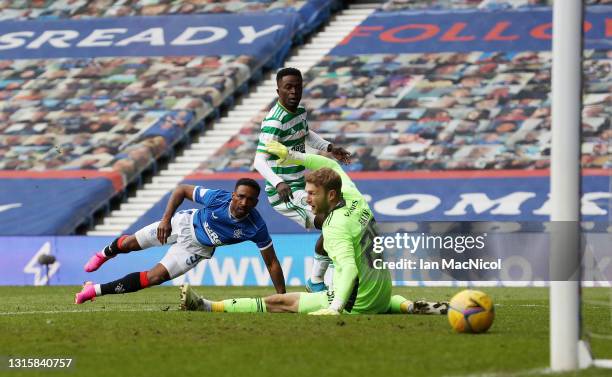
[75,178,286,304]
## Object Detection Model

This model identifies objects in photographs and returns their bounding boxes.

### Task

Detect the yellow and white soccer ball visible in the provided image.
[447,289,495,333]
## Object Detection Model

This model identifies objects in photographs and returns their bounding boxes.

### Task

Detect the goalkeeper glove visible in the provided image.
[308,308,340,316]
[264,140,288,161]
[264,141,304,166]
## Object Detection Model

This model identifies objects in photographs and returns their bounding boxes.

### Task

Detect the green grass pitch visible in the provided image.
[0,286,610,377]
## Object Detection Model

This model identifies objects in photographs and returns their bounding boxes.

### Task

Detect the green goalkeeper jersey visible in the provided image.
[303,154,392,314]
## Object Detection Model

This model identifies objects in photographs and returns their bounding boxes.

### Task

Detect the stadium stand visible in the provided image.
[0,0,342,235]
[0,55,256,175]
[189,42,609,171]
[380,0,609,11]
[0,1,328,20]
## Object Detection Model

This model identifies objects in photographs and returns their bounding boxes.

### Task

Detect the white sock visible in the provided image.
[94,284,102,296]
[310,255,331,283]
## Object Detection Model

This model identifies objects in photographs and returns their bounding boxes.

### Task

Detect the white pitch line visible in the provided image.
[495,304,547,308]
[0,308,175,316]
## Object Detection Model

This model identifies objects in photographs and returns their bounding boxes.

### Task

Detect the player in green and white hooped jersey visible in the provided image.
[253,67,351,293]
[181,142,448,316]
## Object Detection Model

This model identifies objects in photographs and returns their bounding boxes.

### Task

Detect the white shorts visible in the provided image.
[268,189,316,229]
[134,209,215,279]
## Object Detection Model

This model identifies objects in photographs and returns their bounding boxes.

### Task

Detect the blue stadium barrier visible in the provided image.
[0,172,122,235]
[0,234,318,287]
[1,230,610,286]
[331,7,609,55]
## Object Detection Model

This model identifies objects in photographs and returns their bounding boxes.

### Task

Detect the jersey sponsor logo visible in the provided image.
[204,221,223,246]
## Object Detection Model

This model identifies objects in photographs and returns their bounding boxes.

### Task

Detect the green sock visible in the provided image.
[389,295,412,314]
[220,298,267,313]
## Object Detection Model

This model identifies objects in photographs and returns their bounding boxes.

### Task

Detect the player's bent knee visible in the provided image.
[122,235,141,251]
[264,293,299,313]
[264,294,285,310]
[146,264,170,286]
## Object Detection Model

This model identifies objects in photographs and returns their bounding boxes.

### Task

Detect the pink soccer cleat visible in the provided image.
[75,281,96,304]
[84,252,113,272]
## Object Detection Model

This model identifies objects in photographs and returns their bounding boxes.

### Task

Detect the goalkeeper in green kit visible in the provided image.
[180,141,448,315]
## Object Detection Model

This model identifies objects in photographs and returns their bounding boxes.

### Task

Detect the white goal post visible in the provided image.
[550,0,611,371]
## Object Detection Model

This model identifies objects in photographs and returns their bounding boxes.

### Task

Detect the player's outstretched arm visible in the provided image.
[157,184,196,244]
[264,141,357,194]
[265,140,342,174]
[260,244,286,294]
[307,130,351,164]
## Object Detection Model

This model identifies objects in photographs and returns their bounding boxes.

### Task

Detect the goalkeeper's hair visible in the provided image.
[276,67,302,83]
[235,178,261,196]
[305,168,342,195]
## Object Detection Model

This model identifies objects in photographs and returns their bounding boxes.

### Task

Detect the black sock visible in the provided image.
[103,236,127,257]
[100,272,145,295]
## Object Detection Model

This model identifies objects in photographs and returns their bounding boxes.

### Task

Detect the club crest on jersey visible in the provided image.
[233,228,243,239]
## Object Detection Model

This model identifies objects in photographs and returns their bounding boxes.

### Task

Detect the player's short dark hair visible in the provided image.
[276,67,302,83]
[235,178,261,196]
